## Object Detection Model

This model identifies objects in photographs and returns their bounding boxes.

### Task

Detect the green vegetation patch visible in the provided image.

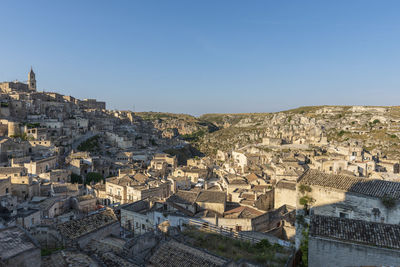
[25,122,41,128]
[85,172,104,185]
[77,135,100,152]
[71,173,83,184]
[182,228,290,266]
[41,246,64,256]
[381,194,396,209]
[136,112,197,122]
[181,130,206,142]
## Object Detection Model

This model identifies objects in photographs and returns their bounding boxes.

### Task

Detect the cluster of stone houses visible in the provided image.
[1,69,399,266]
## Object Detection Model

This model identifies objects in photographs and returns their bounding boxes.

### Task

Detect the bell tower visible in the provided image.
[28,67,36,91]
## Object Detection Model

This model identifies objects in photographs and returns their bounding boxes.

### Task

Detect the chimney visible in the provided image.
[173,180,177,193]
[204,182,208,190]
[12,206,17,216]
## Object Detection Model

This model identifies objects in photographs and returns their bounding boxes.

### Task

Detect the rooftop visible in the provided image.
[149,240,227,267]
[120,200,149,213]
[245,173,260,182]
[77,194,95,202]
[37,197,62,210]
[167,190,198,205]
[224,206,264,219]
[0,226,39,260]
[107,175,139,187]
[53,183,79,193]
[196,190,226,204]
[56,209,117,240]
[310,215,400,250]
[0,167,25,174]
[299,169,400,199]
[276,180,296,190]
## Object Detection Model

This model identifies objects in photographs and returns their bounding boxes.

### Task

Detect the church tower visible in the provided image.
[28,67,36,91]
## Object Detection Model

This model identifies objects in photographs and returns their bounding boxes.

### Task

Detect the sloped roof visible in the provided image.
[107,175,138,187]
[311,215,400,250]
[299,169,400,199]
[0,226,39,260]
[276,180,296,190]
[56,209,117,240]
[149,240,227,266]
[133,172,148,183]
[0,167,25,174]
[196,190,226,204]
[245,173,260,182]
[224,206,264,219]
[167,190,198,205]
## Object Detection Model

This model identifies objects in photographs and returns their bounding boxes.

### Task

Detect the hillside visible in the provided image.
[140,106,400,159]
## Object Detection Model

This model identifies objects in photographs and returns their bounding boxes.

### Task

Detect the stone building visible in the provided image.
[106,175,170,205]
[15,207,41,229]
[195,190,226,214]
[0,226,41,267]
[120,199,154,235]
[309,215,400,267]
[297,169,400,224]
[274,179,296,208]
[0,68,36,93]
[0,176,11,196]
[24,156,57,175]
[75,194,97,213]
[56,209,119,249]
[79,98,106,110]
[173,167,209,183]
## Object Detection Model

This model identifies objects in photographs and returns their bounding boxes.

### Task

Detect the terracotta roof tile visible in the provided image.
[310,215,400,249]
[299,169,400,199]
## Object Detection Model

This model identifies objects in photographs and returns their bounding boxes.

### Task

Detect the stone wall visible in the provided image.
[299,185,400,225]
[75,221,120,249]
[5,246,41,267]
[0,177,11,196]
[252,205,287,232]
[274,185,296,209]
[29,225,63,249]
[309,236,400,267]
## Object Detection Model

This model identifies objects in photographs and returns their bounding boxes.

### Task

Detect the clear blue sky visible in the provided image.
[1,1,400,115]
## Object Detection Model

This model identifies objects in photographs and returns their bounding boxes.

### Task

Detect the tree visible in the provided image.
[85,172,104,185]
[71,173,83,184]
[381,194,396,209]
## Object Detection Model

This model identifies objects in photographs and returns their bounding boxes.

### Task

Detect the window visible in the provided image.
[142,224,145,230]
[235,226,242,232]
[5,188,8,194]
[339,212,349,218]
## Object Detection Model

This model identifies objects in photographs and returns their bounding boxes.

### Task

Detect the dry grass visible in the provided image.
[182,228,291,266]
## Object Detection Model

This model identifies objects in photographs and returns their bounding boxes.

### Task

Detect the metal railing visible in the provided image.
[187,219,261,244]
